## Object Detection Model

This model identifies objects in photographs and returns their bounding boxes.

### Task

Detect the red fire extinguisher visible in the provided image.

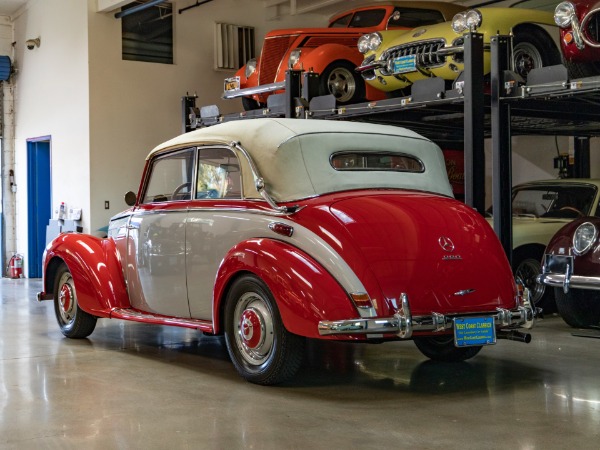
[8,254,23,279]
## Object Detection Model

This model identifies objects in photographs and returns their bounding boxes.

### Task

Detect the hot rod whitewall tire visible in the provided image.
[53,263,97,339]
[413,335,482,362]
[319,61,365,105]
[554,288,600,328]
[224,274,304,385]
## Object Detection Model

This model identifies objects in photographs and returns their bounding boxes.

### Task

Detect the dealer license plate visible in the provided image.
[224,76,240,92]
[391,54,417,74]
[454,316,496,347]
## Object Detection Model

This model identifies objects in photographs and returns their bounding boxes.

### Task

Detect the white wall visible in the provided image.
[11,0,90,276]
[484,135,600,207]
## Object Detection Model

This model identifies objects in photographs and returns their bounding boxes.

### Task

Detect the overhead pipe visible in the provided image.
[179,0,215,14]
[114,0,166,19]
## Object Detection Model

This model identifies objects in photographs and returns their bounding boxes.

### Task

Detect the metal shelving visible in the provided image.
[184,32,600,262]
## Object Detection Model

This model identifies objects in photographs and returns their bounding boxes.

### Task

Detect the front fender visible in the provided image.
[213,238,358,339]
[42,233,130,317]
[293,45,363,74]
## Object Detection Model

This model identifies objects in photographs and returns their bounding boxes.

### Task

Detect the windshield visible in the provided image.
[511,184,598,218]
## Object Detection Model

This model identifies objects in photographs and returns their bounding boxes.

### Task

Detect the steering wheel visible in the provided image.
[197,189,219,199]
[558,206,584,217]
[172,182,191,200]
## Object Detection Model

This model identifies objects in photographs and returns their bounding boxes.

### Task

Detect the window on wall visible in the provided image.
[122,1,173,64]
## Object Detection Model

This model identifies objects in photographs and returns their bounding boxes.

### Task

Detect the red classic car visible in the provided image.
[538,217,600,328]
[38,119,535,385]
[223,2,465,110]
[554,1,600,77]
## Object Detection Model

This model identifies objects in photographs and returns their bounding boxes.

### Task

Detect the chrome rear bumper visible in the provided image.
[537,273,600,292]
[318,293,535,340]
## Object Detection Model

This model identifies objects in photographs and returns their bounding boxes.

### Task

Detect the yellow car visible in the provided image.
[356,7,562,93]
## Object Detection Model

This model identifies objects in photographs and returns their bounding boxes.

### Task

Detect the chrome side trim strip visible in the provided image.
[132,206,293,218]
[111,308,214,331]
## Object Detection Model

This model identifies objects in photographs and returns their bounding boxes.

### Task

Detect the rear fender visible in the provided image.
[42,233,130,317]
[213,238,357,339]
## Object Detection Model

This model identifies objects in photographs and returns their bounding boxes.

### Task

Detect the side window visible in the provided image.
[196,147,242,200]
[142,148,195,203]
[388,8,445,28]
[329,13,352,28]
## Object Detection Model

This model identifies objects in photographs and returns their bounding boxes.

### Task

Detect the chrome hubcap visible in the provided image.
[58,273,77,324]
[234,292,274,366]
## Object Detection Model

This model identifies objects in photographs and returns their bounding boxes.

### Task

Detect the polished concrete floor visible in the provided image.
[2,278,600,449]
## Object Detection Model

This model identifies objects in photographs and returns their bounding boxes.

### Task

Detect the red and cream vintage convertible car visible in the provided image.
[38,119,535,385]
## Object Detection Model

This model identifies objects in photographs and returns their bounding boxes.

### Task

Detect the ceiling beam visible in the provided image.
[97,0,131,13]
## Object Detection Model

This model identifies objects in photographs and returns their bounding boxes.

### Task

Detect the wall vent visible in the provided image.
[215,23,255,70]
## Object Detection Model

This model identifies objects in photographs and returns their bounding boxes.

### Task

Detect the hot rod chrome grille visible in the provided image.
[380,39,446,75]
[258,35,297,85]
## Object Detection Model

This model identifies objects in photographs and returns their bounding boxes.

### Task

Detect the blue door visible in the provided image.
[27,139,51,278]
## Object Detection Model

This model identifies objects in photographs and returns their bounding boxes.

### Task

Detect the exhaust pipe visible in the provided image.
[497,329,532,343]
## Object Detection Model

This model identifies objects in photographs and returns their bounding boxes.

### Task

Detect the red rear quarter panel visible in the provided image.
[295,192,517,316]
[214,239,358,339]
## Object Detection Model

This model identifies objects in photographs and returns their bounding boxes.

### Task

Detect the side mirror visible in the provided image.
[124,191,137,206]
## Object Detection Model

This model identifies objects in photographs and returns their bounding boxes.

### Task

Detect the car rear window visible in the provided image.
[331,152,424,172]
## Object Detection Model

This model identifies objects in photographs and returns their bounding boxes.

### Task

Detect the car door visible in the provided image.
[126,147,195,318]
[186,146,244,319]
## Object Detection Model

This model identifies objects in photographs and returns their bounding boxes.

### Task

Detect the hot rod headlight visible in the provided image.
[245,58,257,78]
[452,9,482,34]
[555,1,576,28]
[573,222,598,255]
[288,50,301,69]
[358,32,382,54]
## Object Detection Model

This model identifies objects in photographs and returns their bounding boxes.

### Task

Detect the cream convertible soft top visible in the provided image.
[149,118,454,202]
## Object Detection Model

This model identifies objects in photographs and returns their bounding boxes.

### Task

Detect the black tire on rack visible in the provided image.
[512,27,562,81]
[564,60,600,79]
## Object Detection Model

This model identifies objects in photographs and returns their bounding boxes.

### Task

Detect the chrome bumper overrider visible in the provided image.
[318,293,536,340]
[222,81,286,99]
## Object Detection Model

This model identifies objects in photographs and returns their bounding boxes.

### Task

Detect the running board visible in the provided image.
[110,308,215,333]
